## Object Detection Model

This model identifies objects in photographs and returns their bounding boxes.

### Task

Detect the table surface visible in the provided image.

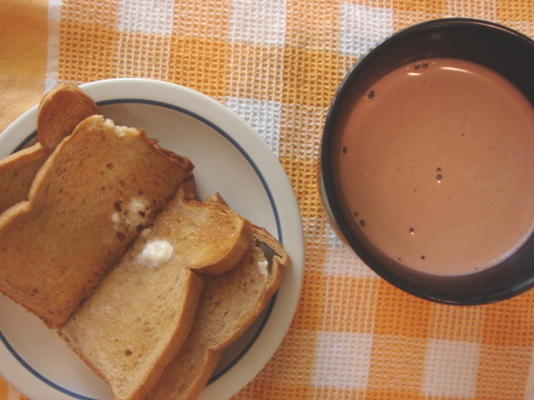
[0,0,533,399]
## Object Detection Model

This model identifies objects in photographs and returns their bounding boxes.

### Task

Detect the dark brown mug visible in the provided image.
[320,18,534,305]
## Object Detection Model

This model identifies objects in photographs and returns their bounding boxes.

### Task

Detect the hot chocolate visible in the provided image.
[333,58,534,275]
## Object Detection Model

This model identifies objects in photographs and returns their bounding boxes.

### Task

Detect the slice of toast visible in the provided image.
[0,115,193,328]
[0,84,97,215]
[59,179,252,400]
[149,220,289,400]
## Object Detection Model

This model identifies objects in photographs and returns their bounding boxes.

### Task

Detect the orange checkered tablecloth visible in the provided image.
[1,0,533,399]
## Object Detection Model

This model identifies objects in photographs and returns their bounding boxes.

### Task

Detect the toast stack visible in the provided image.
[0,84,290,400]
[150,222,288,400]
[59,179,252,400]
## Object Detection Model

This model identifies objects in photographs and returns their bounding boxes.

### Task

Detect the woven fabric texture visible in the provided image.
[0,0,533,399]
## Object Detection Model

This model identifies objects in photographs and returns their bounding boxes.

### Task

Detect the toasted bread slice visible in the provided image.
[38,83,98,150]
[0,84,97,214]
[0,143,48,214]
[149,223,289,400]
[178,196,253,276]
[0,115,192,328]
[59,179,252,400]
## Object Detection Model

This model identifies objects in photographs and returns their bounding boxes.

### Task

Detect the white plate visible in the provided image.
[0,79,304,400]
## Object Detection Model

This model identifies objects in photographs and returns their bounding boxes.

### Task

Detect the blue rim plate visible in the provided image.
[0,79,304,400]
